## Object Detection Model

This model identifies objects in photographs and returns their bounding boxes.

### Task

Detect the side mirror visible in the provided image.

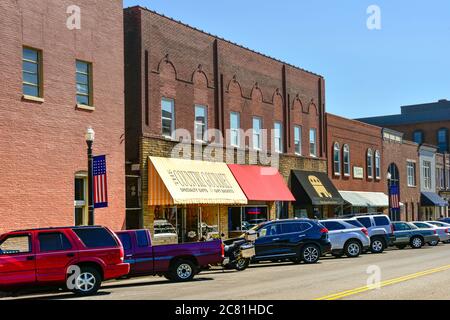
[245,229,258,242]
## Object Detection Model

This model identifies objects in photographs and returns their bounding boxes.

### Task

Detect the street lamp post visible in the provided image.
[85,127,95,226]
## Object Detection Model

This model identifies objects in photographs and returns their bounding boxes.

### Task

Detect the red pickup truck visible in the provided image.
[0,226,129,296]
[116,229,224,282]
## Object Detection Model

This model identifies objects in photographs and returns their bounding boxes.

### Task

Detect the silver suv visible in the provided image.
[319,219,370,258]
[350,214,395,253]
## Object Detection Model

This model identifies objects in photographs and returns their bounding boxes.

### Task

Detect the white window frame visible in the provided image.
[252,117,262,151]
[194,105,208,142]
[274,122,283,153]
[375,150,381,179]
[230,112,240,147]
[367,149,373,179]
[333,142,341,176]
[343,144,350,176]
[407,161,416,187]
[309,128,317,157]
[294,126,302,156]
[423,160,432,190]
[161,98,175,139]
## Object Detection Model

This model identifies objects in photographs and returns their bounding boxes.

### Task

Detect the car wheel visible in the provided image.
[301,244,320,264]
[396,245,406,250]
[234,258,250,271]
[169,260,196,282]
[344,240,362,258]
[428,240,439,246]
[410,236,423,249]
[71,267,102,296]
[370,238,385,253]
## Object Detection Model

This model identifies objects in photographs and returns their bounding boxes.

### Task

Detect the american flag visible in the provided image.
[389,185,400,209]
[93,155,108,208]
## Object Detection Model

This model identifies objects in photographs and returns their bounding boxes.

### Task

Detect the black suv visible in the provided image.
[252,219,331,264]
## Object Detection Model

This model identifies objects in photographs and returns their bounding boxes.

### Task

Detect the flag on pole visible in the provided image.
[93,155,108,208]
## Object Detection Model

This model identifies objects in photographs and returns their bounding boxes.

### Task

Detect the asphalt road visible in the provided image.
[6,244,450,300]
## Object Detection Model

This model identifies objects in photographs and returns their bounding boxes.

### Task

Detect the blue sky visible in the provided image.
[123,0,450,118]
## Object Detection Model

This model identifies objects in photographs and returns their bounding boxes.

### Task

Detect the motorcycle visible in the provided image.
[222,230,257,271]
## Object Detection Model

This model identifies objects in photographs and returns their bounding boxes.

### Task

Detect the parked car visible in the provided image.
[115,229,224,282]
[438,218,450,224]
[251,219,331,264]
[391,222,439,249]
[319,219,370,258]
[0,226,130,296]
[348,214,395,253]
[412,221,450,245]
[427,221,450,243]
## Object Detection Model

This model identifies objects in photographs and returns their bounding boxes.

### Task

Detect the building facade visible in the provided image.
[326,114,387,215]
[123,6,331,241]
[0,0,126,234]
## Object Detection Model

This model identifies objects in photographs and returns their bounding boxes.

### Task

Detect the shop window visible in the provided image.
[367,149,373,178]
[74,174,88,226]
[230,112,240,147]
[252,117,262,150]
[343,144,350,176]
[229,206,268,231]
[76,60,93,106]
[23,47,42,98]
[161,98,175,138]
[333,142,341,176]
[294,126,302,155]
[194,105,207,142]
[309,128,317,157]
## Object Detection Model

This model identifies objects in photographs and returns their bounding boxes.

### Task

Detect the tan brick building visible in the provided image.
[0,0,126,234]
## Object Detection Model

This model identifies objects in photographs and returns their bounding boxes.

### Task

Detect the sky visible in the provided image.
[123,0,450,119]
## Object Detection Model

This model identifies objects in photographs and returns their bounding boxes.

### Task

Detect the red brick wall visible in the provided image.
[387,121,450,149]
[326,113,385,192]
[124,7,325,162]
[0,0,125,234]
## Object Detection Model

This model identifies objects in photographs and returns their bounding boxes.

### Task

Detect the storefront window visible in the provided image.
[229,206,268,232]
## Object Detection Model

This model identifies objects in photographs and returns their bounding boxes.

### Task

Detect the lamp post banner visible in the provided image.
[93,155,108,209]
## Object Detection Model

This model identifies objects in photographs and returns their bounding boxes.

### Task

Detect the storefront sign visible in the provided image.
[353,166,364,179]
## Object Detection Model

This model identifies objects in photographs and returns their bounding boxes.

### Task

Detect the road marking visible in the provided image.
[315,264,450,300]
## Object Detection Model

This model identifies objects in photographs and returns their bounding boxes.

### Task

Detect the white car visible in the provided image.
[412,221,450,245]
[319,219,370,258]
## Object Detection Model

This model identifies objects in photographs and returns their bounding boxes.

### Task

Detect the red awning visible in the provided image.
[227,165,295,201]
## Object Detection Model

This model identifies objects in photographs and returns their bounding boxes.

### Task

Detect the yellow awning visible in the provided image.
[148,157,248,205]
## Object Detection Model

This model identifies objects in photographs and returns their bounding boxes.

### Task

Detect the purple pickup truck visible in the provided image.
[115,229,224,282]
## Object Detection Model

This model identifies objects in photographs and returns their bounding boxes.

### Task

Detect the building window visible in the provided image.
[74,175,88,226]
[437,128,449,153]
[230,112,240,147]
[274,122,283,153]
[294,126,302,155]
[407,161,416,187]
[343,144,350,176]
[367,149,373,178]
[76,60,93,106]
[161,98,175,138]
[423,160,432,190]
[375,150,381,179]
[309,128,317,157]
[22,47,42,97]
[252,117,262,150]
[413,130,423,144]
[194,105,207,142]
[333,142,341,176]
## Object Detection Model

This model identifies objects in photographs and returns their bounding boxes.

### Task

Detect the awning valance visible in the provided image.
[339,191,389,207]
[227,165,295,201]
[421,192,448,207]
[291,170,344,206]
[148,157,248,205]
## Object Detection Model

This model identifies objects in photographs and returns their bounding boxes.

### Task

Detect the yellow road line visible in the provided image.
[315,264,450,300]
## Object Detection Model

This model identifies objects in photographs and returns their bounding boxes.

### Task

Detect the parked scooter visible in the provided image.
[222,230,257,271]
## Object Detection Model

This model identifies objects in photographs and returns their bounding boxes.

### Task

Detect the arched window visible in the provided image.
[413,130,423,144]
[375,150,381,179]
[343,144,350,176]
[437,128,449,153]
[333,142,341,176]
[367,149,373,178]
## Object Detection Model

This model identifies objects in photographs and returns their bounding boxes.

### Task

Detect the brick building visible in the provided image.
[325,114,387,215]
[123,6,335,241]
[0,0,126,234]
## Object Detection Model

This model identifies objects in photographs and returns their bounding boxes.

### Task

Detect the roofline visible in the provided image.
[124,5,323,78]
[327,113,383,131]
